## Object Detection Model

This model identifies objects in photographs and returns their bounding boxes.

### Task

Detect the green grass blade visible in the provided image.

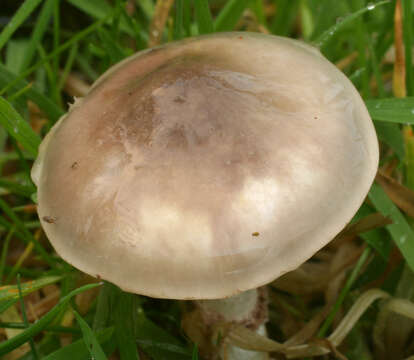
[0,178,35,198]
[0,217,40,233]
[0,152,35,164]
[349,0,370,99]
[67,0,118,22]
[111,0,123,39]
[192,344,199,360]
[136,339,193,358]
[355,204,392,259]
[135,311,192,359]
[270,0,298,36]
[137,0,155,20]
[214,0,251,32]
[74,310,108,360]
[404,127,414,189]
[115,292,140,360]
[360,228,391,260]
[76,54,99,82]
[354,254,387,289]
[0,64,64,122]
[174,0,184,40]
[0,227,14,285]
[0,0,43,52]
[309,0,346,42]
[369,183,414,272]
[8,83,33,103]
[119,5,146,48]
[17,275,39,359]
[0,17,108,99]
[0,322,80,334]
[42,327,115,360]
[67,0,141,39]
[5,40,30,74]
[9,137,32,182]
[182,0,192,37]
[369,41,386,98]
[375,122,405,160]
[98,29,128,65]
[0,299,18,315]
[53,0,60,80]
[318,247,371,336]
[37,43,60,105]
[93,282,112,331]
[250,0,265,25]
[313,0,391,49]
[135,0,154,20]
[20,0,56,72]
[0,283,101,356]
[299,0,314,40]
[0,276,62,302]
[0,197,55,267]
[194,0,214,34]
[403,0,413,96]
[366,97,414,123]
[57,43,78,92]
[0,97,41,157]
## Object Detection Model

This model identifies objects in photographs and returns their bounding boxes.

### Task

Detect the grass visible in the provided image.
[1,0,414,359]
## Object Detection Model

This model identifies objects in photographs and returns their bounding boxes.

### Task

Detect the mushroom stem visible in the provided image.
[195,288,269,360]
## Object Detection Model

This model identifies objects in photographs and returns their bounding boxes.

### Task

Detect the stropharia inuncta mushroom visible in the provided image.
[32,32,378,301]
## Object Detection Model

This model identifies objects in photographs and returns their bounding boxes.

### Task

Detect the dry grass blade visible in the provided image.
[312,339,349,360]
[338,212,392,238]
[62,72,90,97]
[271,263,330,295]
[226,324,286,352]
[374,297,414,359]
[404,126,414,189]
[148,0,175,47]
[287,289,390,358]
[393,0,406,98]
[0,305,30,360]
[329,289,389,345]
[283,306,331,346]
[272,244,363,296]
[2,1,412,359]
[6,242,34,283]
[335,51,358,70]
[27,287,60,321]
[225,289,391,358]
[376,171,414,219]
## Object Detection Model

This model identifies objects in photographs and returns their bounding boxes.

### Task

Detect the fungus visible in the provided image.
[32,32,379,359]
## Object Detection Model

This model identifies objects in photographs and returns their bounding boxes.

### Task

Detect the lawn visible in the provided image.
[1,0,414,359]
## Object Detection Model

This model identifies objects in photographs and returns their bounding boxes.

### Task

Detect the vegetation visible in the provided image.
[1,0,414,359]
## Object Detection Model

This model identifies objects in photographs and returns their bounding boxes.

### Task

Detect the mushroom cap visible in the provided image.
[32,32,378,299]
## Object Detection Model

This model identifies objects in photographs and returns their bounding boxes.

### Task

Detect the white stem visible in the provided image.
[196,288,269,360]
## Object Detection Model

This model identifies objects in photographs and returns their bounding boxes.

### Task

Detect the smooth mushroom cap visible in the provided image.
[32,32,379,299]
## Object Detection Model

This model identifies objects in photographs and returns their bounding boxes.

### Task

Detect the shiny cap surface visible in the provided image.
[32,33,378,299]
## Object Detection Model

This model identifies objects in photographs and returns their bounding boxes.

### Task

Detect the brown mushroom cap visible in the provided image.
[32,32,378,299]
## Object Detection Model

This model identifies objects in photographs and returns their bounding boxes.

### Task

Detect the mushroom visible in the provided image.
[31,32,379,359]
